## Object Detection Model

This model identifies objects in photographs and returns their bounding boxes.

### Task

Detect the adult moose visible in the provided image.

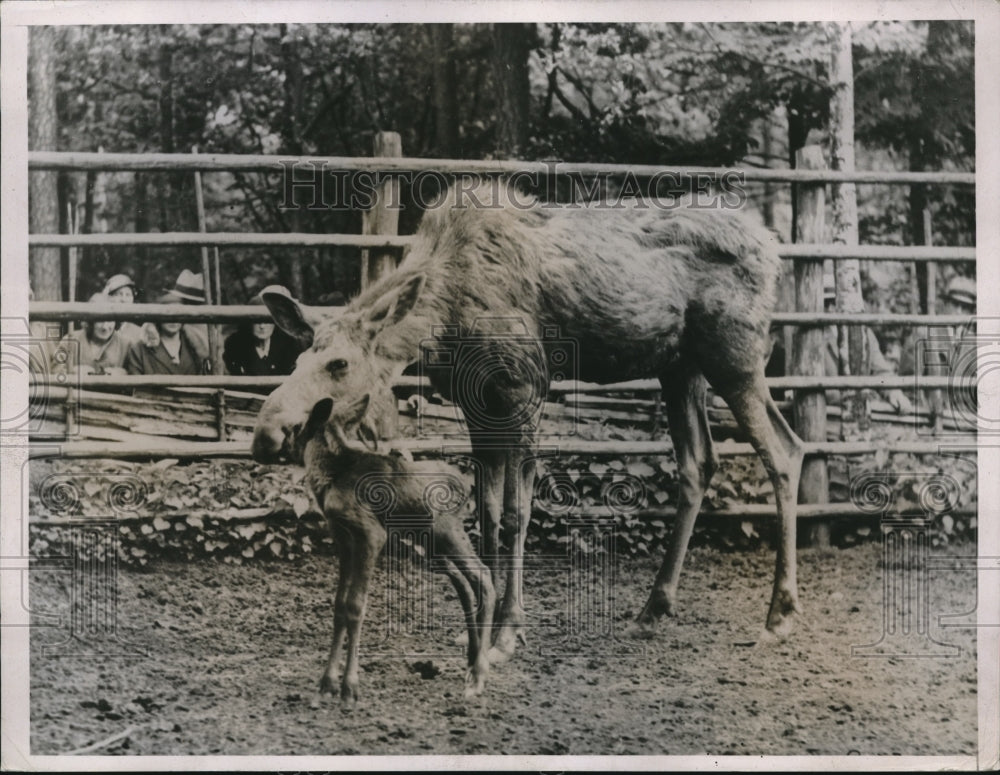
[253,181,805,660]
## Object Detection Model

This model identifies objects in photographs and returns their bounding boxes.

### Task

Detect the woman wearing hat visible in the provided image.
[123,292,211,375]
[223,293,302,380]
[103,273,144,348]
[51,292,129,376]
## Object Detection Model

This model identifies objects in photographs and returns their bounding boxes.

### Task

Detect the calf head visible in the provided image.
[252,278,424,463]
[296,394,375,463]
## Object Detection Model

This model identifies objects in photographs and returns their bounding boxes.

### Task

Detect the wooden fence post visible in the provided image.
[792,146,830,535]
[192,146,224,376]
[360,132,402,290]
[828,21,869,438]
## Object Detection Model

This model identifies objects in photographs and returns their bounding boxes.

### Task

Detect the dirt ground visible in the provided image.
[29,540,977,757]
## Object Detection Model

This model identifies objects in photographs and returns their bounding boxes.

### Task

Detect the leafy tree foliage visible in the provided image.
[45,21,974,306]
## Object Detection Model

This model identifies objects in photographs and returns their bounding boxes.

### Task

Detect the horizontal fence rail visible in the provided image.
[26,234,976,264]
[30,374,964,392]
[28,151,977,186]
[28,438,978,461]
[29,232,412,249]
[28,503,979,527]
[27,301,977,327]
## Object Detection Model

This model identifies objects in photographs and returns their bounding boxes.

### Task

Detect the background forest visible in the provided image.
[28,21,974,308]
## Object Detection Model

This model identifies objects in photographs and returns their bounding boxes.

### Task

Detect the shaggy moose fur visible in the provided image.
[297,394,495,705]
[254,181,804,659]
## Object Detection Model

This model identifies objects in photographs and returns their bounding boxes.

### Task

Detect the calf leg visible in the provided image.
[631,367,717,637]
[440,552,495,697]
[715,372,804,637]
[319,525,354,695]
[339,521,387,707]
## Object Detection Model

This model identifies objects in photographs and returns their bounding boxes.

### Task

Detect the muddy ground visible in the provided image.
[29,540,976,757]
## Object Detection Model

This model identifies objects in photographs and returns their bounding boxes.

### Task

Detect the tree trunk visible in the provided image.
[787,95,809,244]
[827,21,869,436]
[908,22,950,312]
[135,173,150,294]
[29,26,62,302]
[157,32,177,234]
[431,24,459,156]
[490,24,533,159]
[278,24,305,298]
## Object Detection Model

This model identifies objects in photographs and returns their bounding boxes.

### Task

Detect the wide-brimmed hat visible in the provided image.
[104,274,136,297]
[156,292,184,305]
[85,292,117,330]
[166,269,206,303]
[945,276,976,308]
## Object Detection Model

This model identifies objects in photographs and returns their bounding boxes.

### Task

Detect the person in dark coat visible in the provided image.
[224,318,302,377]
[124,293,211,375]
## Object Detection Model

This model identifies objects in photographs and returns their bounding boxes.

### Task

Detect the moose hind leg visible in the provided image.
[716,372,804,638]
[630,367,717,638]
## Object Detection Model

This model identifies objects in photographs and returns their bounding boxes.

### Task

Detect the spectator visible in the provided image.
[926,274,976,428]
[224,294,302,376]
[942,275,976,317]
[822,279,912,414]
[137,270,210,367]
[51,292,129,376]
[124,292,210,375]
[163,269,210,357]
[103,273,143,348]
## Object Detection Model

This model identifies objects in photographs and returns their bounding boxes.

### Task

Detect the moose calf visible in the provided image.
[297,394,495,706]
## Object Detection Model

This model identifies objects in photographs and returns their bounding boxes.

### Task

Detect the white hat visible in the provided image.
[104,273,136,296]
[945,276,976,308]
[166,269,206,303]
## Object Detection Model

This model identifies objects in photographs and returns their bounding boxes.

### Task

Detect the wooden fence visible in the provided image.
[26,141,977,522]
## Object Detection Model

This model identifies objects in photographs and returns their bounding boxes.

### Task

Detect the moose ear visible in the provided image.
[365,275,424,335]
[260,285,340,347]
[304,397,334,440]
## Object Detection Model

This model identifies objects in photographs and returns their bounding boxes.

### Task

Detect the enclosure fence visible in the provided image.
[25,140,977,522]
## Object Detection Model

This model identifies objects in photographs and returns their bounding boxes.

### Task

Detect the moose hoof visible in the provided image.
[765,600,803,641]
[488,624,523,663]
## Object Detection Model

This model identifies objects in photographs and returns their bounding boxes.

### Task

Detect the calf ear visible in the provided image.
[260,285,340,347]
[365,275,424,336]
[341,394,372,430]
[304,397,334,440]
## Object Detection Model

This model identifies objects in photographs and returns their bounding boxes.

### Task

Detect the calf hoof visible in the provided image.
[463,669,487,699]
[624,617,659,640]
[318,673,338,696]
[340,688,358,710]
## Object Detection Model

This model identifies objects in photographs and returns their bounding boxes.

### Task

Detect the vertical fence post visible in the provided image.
[192,146,224,376]
[361,132,402,291]
[792,146,830,539]
[923,208,943,430]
